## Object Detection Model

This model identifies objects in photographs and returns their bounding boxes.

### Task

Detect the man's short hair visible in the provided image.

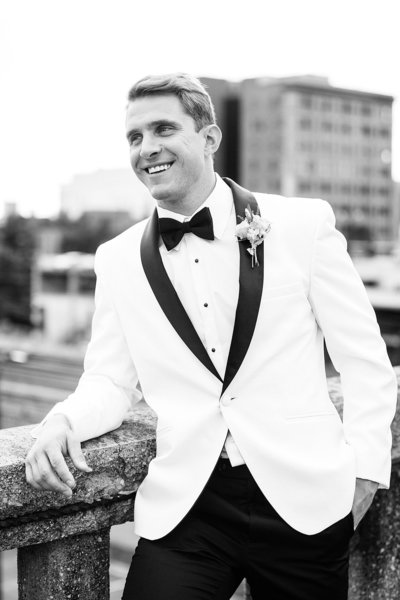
[127,73,216,132]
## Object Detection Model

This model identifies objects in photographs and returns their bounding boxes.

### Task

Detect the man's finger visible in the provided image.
[47,448,76,489]
[66,432,92,473]
[25,461,42,490]
[34,454,73,497]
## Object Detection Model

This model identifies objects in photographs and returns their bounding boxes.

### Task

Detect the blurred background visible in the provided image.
[1,0,400,598]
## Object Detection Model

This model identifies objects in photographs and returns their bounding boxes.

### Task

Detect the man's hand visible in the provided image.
[351,478,379,530]
[25,414,92,498]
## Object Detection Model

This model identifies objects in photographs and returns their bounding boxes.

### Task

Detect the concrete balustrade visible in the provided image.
[0,369,399,600]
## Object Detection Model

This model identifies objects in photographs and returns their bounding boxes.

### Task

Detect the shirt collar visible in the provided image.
[157,174,234,249]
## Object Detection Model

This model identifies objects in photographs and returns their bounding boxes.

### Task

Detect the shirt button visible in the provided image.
[211,348,216,353]
[195,258,199,263]
[204,303,208,307]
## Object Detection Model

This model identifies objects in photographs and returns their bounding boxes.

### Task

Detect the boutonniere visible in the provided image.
[235,205,271,267]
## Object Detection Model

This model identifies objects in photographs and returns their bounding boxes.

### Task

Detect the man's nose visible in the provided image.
[139,134,162,159]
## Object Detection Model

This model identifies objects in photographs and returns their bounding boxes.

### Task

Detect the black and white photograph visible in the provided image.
[1,1,399,599]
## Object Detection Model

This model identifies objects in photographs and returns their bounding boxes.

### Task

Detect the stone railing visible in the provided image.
[1,369,400,600]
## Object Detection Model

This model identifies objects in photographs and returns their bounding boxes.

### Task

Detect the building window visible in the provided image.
[41,272,68,293]
[341,123,352,134]
[298,181,311,193]
[359,185,371,196]
[361,126,371,136]
[320,182,332,193]
[322,121,333,132]
[78,273,96,294]
[299,118,312,130]
[361,104,372,116]
[342,102,352,114]
[301,94,312,109]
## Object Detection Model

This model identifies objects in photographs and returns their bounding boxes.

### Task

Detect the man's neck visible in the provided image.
[156,174,217,217]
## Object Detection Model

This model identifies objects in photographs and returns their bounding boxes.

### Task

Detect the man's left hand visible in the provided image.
[352,478,379,530]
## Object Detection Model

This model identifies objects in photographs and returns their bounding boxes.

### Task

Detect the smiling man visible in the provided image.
[126,93,220,214]
[26,73,397,600]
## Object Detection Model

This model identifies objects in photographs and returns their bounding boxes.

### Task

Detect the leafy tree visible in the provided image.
[60,212,134,254]
[0,215,36,326]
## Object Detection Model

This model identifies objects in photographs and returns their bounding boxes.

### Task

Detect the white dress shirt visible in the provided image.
[157,174,245,466]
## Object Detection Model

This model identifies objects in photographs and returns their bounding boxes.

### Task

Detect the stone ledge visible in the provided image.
[0,494,135,551]
[0,402,156,523]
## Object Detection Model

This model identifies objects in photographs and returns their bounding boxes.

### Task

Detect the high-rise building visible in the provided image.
[200,78,241,182]
[204,75,395,242]
[394,181,400,243]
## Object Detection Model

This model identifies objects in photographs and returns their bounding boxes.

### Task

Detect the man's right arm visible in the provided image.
[26,246,142,494]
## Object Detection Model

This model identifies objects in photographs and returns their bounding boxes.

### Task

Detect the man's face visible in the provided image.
[125,94,212,211]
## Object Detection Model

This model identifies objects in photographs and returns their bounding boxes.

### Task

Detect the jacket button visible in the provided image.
[221,397,232,407]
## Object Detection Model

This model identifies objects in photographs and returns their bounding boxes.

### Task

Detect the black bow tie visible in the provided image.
[158,206,214,251]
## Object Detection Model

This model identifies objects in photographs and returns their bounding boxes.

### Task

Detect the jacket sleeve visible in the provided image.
[308,201,397,488]
[31,246,142,442]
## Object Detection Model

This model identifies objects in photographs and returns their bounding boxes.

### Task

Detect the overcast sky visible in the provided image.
[1,0,399,217]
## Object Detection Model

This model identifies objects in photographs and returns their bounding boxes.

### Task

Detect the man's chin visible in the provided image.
[147,182,175,203]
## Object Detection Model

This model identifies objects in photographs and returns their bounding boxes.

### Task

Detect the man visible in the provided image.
[26,73,397,600]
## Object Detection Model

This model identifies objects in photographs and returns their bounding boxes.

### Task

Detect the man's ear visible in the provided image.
[203,124,222,156]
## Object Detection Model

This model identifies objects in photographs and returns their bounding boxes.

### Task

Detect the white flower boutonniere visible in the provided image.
[235,205,271,268]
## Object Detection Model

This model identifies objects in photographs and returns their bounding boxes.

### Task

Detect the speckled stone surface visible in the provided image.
[18,529,110,600]
[347,367,400,600]
[0,403,156,524]
[348,465,400,599]
[0,494,135,552]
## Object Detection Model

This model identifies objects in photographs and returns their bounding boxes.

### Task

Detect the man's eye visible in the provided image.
[158,126,173,135]
[129,135,141,145]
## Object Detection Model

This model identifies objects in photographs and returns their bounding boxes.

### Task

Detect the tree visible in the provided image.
[0,215,36,326]
[60,212,134,254]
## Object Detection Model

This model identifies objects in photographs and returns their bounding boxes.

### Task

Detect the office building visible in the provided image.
[204,75,395,241]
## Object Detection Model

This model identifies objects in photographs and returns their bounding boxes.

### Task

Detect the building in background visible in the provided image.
[203,75,395,243]
[32,252,95,343]
[394,181,400,240]
[60,168,154,221]
[201,78,241,182]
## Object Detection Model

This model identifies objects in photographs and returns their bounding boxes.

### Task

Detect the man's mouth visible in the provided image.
[145,162,173,175]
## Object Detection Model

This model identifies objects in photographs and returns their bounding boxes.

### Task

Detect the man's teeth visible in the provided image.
[148,163,172,174]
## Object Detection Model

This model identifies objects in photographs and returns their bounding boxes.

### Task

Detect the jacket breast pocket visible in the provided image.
[285,411,339,422]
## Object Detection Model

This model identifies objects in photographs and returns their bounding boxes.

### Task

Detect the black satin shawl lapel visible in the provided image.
[221,178,265,396]
[140,209,223,382]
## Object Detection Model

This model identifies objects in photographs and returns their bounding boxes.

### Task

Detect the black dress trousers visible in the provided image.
[122,459,353,600]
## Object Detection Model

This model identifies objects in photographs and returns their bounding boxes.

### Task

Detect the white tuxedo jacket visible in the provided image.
[41,178,397,538]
